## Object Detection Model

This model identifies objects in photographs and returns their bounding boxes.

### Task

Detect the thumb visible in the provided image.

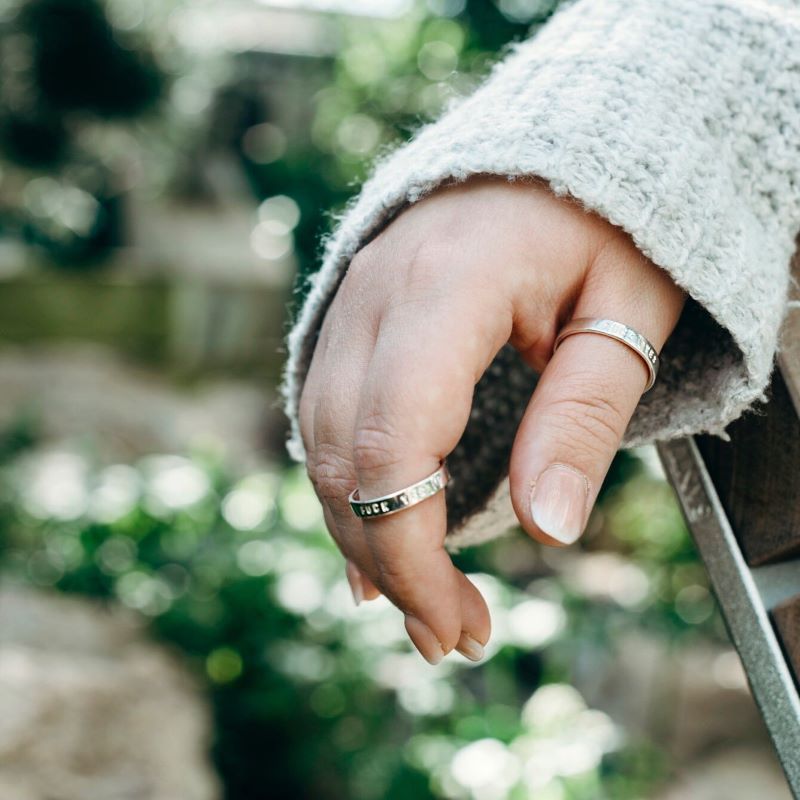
[509,248,686,546]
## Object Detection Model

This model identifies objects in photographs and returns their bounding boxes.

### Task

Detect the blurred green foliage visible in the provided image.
[0,0,559,274]
[251,0,563,296]
[0,0,163,262]
[0,420,725,800]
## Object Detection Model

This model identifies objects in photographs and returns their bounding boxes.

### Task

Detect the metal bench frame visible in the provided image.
[656,253,800,797]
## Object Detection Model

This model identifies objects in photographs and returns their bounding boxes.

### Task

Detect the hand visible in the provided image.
[298,175,686,664]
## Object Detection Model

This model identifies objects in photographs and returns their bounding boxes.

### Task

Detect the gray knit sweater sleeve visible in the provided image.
[281,0,800,551]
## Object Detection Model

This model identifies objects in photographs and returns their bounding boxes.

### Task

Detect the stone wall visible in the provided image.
[0,587,220,800]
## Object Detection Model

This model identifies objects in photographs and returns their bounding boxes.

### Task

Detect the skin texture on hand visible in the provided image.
[298,175,687,664]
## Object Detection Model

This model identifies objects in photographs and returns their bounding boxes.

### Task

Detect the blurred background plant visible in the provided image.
[0,1,788,799]
[0,419,728,800]
[0,0,555,274]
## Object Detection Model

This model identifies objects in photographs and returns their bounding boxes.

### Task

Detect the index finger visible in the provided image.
[351,282,510,659]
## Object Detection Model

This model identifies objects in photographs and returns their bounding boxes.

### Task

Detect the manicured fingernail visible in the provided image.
[345,563,364,606]
[405,615,446,665]
[456,632,484,662]
[530,463,590,545]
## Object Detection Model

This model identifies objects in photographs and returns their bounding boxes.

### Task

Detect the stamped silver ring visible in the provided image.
[553,317,660,393]
[348,463,450,519]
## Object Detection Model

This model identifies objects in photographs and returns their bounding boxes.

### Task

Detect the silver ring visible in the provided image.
[348,463,450,519]
[553,317,660,392]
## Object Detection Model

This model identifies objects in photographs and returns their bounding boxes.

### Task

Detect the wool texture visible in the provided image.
[281,0,800,552]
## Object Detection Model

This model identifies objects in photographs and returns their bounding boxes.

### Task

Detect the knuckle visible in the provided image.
[408,240,445,275]
[404,242,450,293]
[372,558,418,606]
[547,390,628,458]
[309,443,354,504]
[384,241,454,317]
[352,420,405,475]
[347,242,380,284]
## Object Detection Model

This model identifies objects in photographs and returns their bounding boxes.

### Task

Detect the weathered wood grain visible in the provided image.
[778,245,800,417]
[695,367,800,566]
[694,246,800,567]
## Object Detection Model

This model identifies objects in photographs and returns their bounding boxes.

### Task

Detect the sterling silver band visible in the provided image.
[348,463,450,519]
[553,317,660,392]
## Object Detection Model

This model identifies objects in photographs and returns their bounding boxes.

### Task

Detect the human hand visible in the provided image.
[298,175,686,664]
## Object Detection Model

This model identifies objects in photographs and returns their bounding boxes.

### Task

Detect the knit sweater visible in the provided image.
[281,0,800,552]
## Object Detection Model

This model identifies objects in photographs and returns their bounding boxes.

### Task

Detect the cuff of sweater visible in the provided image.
[281,0,798,545]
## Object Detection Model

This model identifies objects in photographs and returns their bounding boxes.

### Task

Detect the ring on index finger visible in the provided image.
[348,462,450,520]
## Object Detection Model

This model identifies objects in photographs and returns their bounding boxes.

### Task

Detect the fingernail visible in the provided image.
[350,578,364,607]
[345,563,364,607]
[529,463,590,545]
[456,632,484,662]
[405,615,446,665]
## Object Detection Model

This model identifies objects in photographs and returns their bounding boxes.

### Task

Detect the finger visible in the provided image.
[344,559,382,605]
[315,429,384,602]
[303,252,478,625]
[320,491,383,605]
[455,571,491,662]
[309,281,485,645]
[318,493,384,605]
[509,239,687,546]
[353,283,507,661]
